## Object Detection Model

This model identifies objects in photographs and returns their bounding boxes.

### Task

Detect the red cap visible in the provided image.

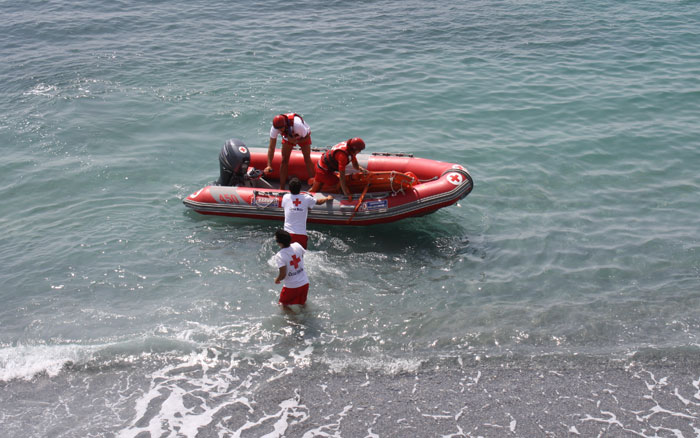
[347,137,365,152]
[272,115,286,129]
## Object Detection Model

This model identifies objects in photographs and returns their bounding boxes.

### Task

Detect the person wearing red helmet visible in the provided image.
[309,138,368,201]
[265,113,315,190]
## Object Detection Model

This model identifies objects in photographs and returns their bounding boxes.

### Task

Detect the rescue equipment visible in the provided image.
[184,139,473,226]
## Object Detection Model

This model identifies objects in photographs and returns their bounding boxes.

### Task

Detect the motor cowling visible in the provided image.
[217,138,250,186]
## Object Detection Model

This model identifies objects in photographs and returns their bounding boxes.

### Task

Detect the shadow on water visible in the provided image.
[312,213,483,262]
[183,207,485,264]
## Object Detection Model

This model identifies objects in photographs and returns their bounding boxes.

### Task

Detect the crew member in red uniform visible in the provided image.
[309,137,368,201]
[265,113,315,190]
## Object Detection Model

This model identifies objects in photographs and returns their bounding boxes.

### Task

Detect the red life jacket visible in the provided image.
[280,113,305,140]
[319,142,351,172]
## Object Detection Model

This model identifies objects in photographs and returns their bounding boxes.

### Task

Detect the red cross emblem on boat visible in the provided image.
[290,254,301,269]
[238,146,247,154]
[447,172,463,185]
[293,198,302,207]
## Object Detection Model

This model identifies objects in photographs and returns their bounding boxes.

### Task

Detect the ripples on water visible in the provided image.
[1,0,700,436]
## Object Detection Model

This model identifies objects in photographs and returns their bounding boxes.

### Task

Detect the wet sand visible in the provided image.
[2,354,698,437]
[248,360,700,438]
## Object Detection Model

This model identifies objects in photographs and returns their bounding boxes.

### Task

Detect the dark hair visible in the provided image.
[289,177,301,194]
[275,229,292,247]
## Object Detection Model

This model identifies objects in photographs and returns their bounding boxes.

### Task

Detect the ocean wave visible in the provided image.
[0,343,98,382]
[0,337,197,383]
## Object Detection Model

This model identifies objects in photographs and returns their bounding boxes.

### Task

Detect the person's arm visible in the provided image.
[315,194,333,205]
[275,265,287,284]
[339,172,352,201]
[336,153,353,200]
[351,155,367,174]
[265,137,277,174]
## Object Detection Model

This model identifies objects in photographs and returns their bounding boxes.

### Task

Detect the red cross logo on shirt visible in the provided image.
[293,198,302,207]
[290,254,301,269]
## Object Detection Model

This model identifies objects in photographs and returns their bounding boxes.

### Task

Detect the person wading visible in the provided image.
[272,230,309,307]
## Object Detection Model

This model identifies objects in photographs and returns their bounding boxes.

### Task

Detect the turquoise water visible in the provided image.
[1,1,699,436]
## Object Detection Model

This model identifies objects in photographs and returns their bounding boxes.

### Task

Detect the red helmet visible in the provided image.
[272,114,287,129]
[347,137,365,152]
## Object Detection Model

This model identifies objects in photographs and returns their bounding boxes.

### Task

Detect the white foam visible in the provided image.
[115,347,319,438]
[303,251,346,278]
[673,387,691,406]
[24,83,57,97]
[290,345,314,366]
[210,265,241,275]
[321,355,423,375]
[118,349,250,438]
[300,404,352,438]
[440,425,465,438]
[119,361,310,438]
[267,255,278,268]
[0,343,97,381]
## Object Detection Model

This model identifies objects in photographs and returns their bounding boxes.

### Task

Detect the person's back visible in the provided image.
[273,230,309,306]
[276,242,307,286]
[281,177,332,249]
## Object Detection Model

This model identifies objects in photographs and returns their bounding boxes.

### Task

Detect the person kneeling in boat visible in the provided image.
[265,113,315,190]
[273,230,309,307]
[309,137,368,201]
[282,177,333,249]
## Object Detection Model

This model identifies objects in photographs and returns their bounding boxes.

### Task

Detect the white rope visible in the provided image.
[389,171,406,196]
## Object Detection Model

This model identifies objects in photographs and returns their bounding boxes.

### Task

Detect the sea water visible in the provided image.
[1,0,699,436]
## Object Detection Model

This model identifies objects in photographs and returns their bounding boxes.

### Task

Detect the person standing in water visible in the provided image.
[273,230,309,307]
[281,177,333,249]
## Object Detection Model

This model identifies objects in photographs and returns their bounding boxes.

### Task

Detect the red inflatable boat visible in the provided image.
[183,139,473,226]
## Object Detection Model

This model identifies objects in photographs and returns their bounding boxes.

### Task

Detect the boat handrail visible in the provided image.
[308,148,414,158]
[371,152,414,157]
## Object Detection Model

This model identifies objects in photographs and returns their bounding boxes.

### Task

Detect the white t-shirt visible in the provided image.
[282,193,316,235]
[269,116,310,140]
[275,242,308,288]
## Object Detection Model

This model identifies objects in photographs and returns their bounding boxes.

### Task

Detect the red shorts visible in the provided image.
[282,135,312,148]
[279,283,309,306]
[314,166,339,186]
[290,233,308,249]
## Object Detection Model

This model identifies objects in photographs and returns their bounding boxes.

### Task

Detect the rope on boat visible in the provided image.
[389,171,406,196]
[347,177,372,224]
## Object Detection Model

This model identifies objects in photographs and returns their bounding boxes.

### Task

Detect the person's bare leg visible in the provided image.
[279,143,293,189]
[309,179,323,193]
[300,144,315,183]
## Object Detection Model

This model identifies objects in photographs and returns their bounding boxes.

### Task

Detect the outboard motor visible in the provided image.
[217,138,250,186]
